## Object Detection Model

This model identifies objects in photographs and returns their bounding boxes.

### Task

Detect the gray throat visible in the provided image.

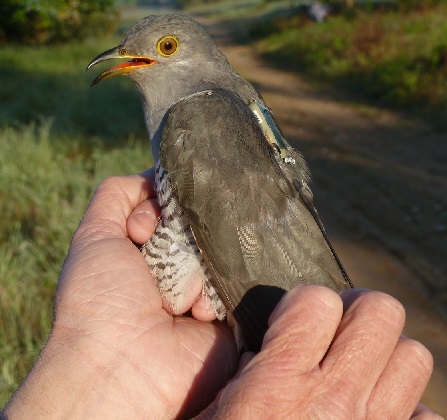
[131,66,262,162]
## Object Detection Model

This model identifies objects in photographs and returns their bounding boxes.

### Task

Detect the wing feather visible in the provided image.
[160,89,350,351]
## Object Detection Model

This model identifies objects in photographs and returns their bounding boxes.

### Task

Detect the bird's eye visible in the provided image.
[157,36,179,57]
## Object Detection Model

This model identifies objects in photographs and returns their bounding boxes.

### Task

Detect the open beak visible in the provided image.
[87,46,156,86]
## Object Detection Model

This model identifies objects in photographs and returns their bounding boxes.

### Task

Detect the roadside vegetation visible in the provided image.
[251,2,447,125]
[0,32,151,404]
[0,0,119,44]
[1,0,446,406]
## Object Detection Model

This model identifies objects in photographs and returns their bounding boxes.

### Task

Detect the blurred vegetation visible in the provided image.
[261,0,445,10]
[396,0,444,11]
[0,0,119,44]
[0,37,152,403]
[115,0,179,6]
[1,0,447,406]
[252,1,447,125]
[176,0,219,7]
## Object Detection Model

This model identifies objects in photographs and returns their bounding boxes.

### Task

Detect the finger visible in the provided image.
[321,290,405,412]
[412,403,443,419]
[74,170,155,243]
[200,287,343,419]
[127,198,160,245]
[368,337,434,418]
[262,285,343,372]
[237,351,256,375]
[191,295,218,321]
[338,287,369,310]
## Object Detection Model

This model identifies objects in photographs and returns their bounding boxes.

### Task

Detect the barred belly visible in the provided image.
[141,160,226,320]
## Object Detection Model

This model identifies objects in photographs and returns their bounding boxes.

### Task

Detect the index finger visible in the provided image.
[320,290,405,413]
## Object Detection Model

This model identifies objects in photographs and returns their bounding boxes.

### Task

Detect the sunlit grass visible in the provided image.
[0,38,149,141]
[254,5,447,124]
[2,0,446,406]
[0,37,152,404]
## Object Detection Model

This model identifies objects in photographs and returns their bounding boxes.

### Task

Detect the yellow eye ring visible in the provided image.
[157,36,179,57]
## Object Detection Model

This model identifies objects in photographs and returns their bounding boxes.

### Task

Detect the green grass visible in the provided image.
[0,40,149,141]
[2,0,447,406]
[253,4,447,125]
[0,38,152,404]
[185,0,262,17]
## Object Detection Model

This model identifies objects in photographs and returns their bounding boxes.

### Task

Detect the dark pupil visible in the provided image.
[164,41,173,51]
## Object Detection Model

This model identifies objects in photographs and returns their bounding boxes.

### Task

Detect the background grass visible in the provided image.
[251,3,447,126]
[0,36,152,403]
[1,0,447,406]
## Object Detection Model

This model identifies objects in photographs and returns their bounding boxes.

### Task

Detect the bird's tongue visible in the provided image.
[90,57,156,85]
[106,58,155,74]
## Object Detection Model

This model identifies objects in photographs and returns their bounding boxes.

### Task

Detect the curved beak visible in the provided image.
[87,46,156,86]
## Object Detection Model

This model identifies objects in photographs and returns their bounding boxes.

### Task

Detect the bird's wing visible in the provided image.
[160,89,351,351]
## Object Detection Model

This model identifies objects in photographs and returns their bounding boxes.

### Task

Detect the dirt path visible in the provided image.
[197,18,447,416]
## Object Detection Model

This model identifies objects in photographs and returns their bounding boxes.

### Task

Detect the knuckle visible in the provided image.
[96,175,124,193]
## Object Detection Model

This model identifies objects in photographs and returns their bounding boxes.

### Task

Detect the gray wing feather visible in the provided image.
[160,89,350,351]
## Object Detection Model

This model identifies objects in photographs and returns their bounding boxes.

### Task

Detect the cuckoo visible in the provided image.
[87,14,353,352]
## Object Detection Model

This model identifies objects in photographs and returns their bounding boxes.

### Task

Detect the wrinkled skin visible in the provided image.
[2,172,440,419]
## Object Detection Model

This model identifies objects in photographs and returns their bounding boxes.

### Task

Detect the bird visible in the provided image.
[87,14,353,352]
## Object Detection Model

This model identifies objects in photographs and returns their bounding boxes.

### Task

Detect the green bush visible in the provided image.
[0,0,119,45]
[256,5,447,121]
[398,0,444,11]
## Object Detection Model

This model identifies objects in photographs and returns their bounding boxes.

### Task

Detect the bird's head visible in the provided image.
[88,15,225,84]
[88,15,234,130]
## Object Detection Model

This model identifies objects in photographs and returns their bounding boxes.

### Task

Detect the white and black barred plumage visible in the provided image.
[141,160,227,320]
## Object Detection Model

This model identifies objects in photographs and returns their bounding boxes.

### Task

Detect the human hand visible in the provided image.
[199,288,439,419]
[3,173,440,419]
[3,172,238,419]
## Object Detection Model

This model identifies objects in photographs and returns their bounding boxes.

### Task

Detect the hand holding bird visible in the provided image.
[88,14,352,351]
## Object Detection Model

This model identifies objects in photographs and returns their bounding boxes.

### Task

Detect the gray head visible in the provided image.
[88,14,259,147]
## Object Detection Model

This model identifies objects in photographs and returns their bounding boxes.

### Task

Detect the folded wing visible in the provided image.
[160,88,351,351]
